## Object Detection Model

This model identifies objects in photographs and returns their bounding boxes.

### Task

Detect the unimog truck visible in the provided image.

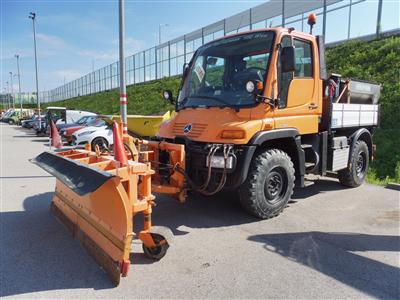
[158,16,380,219]
[33,15,380,284]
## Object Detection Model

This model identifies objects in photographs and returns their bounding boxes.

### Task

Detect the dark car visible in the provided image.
[21,115,44,128]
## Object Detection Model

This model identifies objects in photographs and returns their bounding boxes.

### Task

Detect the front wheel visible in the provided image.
[338,140,369,187]
[91,137,108,151]
[239,149,295,219]
[142,233,169,260]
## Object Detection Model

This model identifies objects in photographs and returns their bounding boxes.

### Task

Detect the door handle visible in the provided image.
[309,103,318,110]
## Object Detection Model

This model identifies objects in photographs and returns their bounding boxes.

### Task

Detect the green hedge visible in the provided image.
[43,35,400,183]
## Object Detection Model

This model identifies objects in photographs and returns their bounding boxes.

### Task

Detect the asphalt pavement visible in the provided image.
[1,123,399,299]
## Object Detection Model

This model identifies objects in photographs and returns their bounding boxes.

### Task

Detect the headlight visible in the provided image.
[78,130,95,137]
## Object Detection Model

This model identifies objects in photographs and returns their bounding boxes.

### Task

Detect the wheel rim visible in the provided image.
[93,139,106,150]
[356,151,367,178]
[264,167,288,204]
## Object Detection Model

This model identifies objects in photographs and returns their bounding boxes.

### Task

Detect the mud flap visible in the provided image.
[32,151,114,196]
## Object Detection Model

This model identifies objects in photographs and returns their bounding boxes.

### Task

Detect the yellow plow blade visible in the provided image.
[32,149,166,285]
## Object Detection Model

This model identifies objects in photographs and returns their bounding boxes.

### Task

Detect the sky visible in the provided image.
[1,0,265,93]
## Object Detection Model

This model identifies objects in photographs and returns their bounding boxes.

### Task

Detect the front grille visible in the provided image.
[172,122,207,138]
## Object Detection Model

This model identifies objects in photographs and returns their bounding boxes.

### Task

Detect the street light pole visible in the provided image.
[5,82,10,109]
[118,0,127,134]
[15,54,23,116]
[29,12,41,129]
[9,72,14,109]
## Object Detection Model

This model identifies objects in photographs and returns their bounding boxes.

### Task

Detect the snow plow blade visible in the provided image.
[32,151,114,196]
[31,149,168,285]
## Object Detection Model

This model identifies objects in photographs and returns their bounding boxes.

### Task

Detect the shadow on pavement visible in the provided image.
[12,135,38,138]
[0,192,115,297]
[248,232,400,299]
[147,192,258,236]
[30,139,49,143]
[292,177,345,200]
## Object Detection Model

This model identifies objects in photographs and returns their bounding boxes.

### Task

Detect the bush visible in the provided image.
[326,36,400,183]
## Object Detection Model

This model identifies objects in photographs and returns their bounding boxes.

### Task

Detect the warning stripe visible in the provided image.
[120,100,128,105]
[120,93,127,98]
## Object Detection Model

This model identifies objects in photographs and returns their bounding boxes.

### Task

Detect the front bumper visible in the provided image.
[71,134,89,146]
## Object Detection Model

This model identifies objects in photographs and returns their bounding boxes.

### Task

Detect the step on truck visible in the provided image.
[33,14,380,284]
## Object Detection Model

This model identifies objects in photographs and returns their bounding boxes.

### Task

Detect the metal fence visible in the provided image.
[1,0,399,106]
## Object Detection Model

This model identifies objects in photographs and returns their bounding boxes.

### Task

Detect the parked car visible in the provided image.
[72,119,112,149]
[36,107,96,135]
[21,114,45,128]
[48,114,98,136]
[0,109,15,122]
[60,117,107,144]
[56,115,98,131]
[1,109,35,125]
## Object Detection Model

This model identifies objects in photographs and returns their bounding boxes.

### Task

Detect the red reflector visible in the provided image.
[120,260,130,277]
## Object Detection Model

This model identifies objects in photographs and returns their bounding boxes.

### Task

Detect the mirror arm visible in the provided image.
[256,95,279,109]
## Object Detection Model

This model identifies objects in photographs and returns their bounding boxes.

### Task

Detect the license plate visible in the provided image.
[206,156,233,169]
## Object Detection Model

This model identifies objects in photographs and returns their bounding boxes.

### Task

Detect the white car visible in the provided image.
[72,121,113,149]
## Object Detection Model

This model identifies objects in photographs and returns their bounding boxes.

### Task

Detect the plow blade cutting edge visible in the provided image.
[32,149,159,285]
[32,151,114,195]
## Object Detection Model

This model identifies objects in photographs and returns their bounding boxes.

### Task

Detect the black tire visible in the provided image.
[338,140,369,188]
[8,120,14,125]
[91,137,108,151]
[142,233,169,260]
[239,149,295,219]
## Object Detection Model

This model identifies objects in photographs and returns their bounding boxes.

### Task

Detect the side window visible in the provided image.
[293,39,313,77]
[277,36,293,108]
[189,56,204,94]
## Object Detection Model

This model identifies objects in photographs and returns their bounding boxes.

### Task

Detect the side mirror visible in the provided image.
[162,90,175,104]
[246,80,264,95]
[281,46,296,73]
[182,63,189,77]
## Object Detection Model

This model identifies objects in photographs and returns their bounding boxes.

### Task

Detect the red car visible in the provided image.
[60,117,107,144]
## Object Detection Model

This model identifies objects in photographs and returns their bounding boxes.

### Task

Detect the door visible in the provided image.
[274,36,319,134]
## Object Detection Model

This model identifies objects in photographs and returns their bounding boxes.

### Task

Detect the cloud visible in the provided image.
[111,37,145,54]
[77,50,118,61]
[76,37,145,62]
[53,69,84,81]
[36,33,68,48]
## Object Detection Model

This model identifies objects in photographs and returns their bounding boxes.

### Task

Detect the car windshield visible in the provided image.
[178,31,274,109]
[76,116,89,124]
[91,119,106,127]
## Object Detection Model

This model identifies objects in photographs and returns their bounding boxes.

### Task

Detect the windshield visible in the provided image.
[76,116,89,124]
[178,31,274,109]
[91,119,106,127]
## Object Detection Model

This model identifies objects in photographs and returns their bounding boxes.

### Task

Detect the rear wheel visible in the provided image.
[338,140,369,187]
[239,149,295,219]
[91,137,108,151]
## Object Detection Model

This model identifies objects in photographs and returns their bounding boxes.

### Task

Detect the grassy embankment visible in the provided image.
[40,36,400,184]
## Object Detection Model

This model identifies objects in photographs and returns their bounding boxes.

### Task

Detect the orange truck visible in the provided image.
[158,16,380,219]
[33,15,380,284]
